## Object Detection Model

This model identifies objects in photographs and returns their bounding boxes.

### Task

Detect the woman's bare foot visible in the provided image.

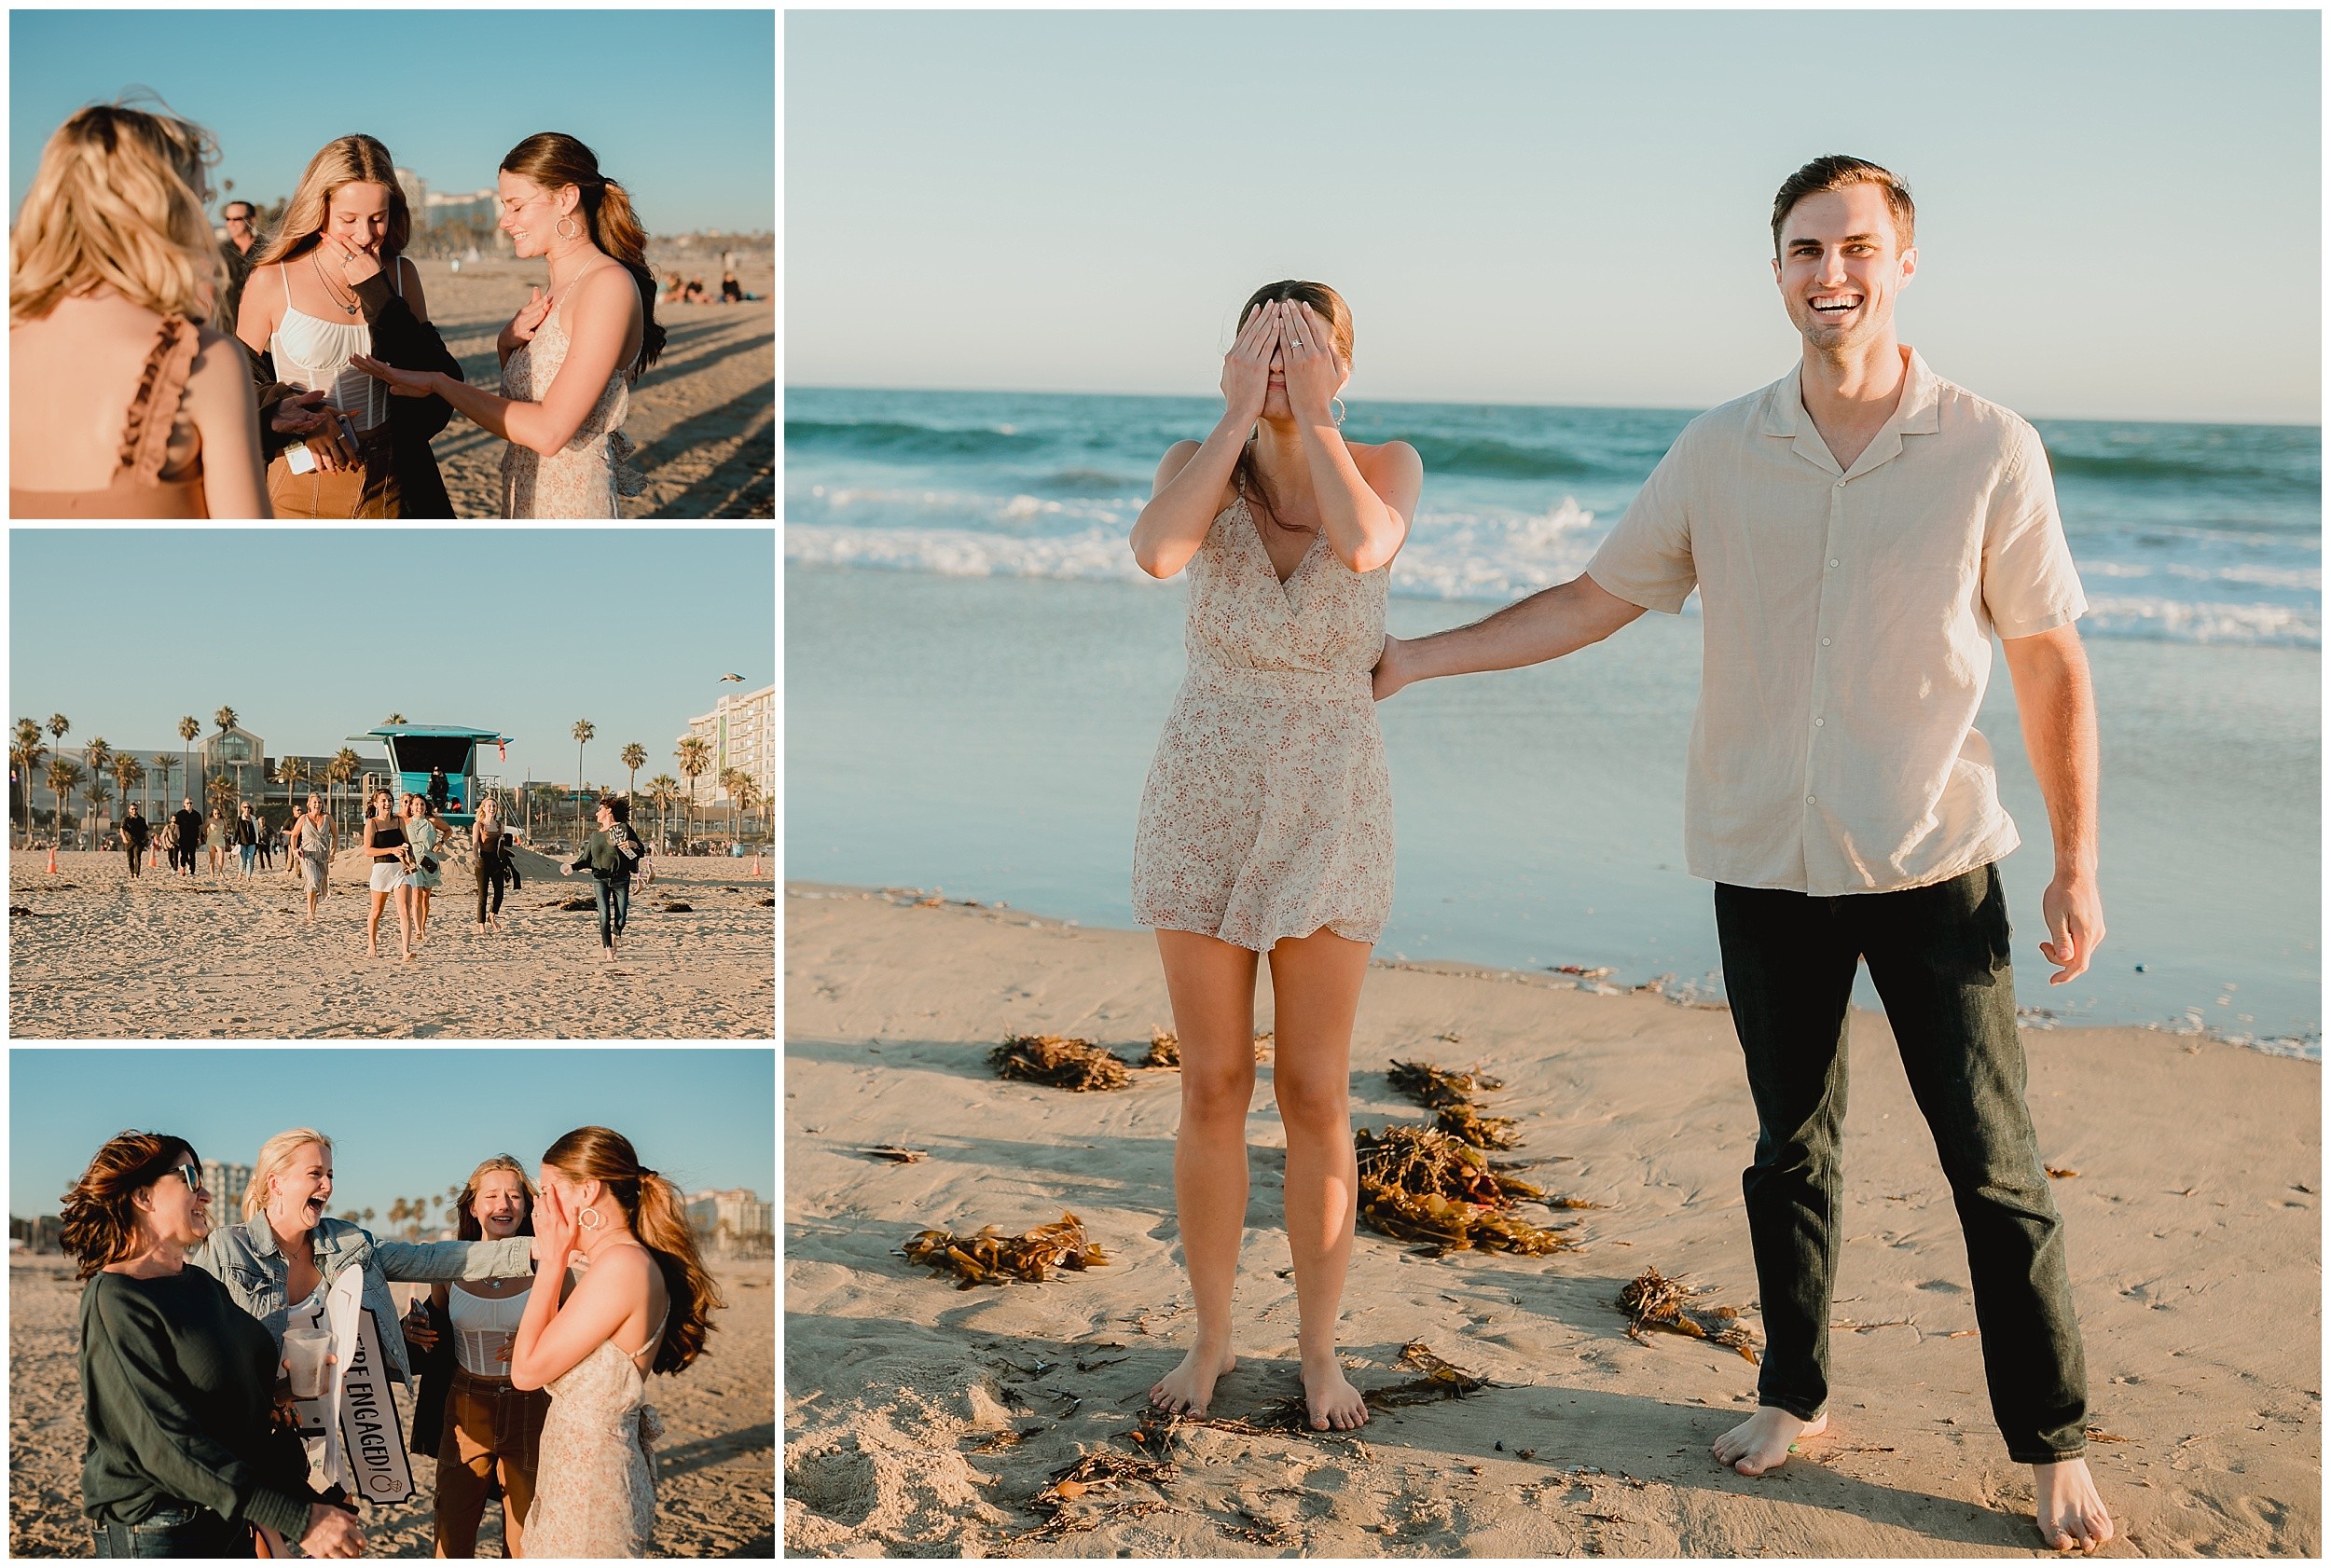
[1148,1342,1236,1416]
[1301,1356,1369,1432]
[2034,1458,2114,1552]
[1712,1407,1826,1475]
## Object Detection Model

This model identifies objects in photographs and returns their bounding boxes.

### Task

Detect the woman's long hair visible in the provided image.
[452,1154,535,1241]
[61,1131,196,1280]
[498,133,666,379]
[248,134,409,268]
[542,1126,719,1374]
[10,103,220,323]
[1229,280,1354,536]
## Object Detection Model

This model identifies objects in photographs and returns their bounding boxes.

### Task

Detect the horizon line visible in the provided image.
[783,381,2324,432]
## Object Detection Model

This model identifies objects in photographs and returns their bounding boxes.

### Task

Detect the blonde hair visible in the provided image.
[9,103,221,323]
[248,134,409,268]
[244,1127,334,1220]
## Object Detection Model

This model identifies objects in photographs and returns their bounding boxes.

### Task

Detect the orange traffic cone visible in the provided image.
[751,852,761,878]
[149,846,159,870]
[47,843,59,874]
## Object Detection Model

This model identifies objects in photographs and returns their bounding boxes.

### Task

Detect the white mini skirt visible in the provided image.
[368,860,402,893]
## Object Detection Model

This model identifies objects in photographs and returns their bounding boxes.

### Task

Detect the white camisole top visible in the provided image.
[269,256,404,432]
[447,1283,529,1376]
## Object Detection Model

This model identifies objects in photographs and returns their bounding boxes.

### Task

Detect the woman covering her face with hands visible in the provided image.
[236,133,463,516]
[65,1131,363,1559]
[508,1126,720,1557]
[1126,282,1421,1433]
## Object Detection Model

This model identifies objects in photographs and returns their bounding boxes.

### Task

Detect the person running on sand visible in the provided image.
[203,807,228,876]
[472,794,515,932]
[399,792,450,946]
[1127,282,1420,1433]
[1372,157,2113,1552]
[562,797,641,956]
[235,802,259,876]
[290,792,334,922]
[359,788,413,960]
[171,798,202,876]
[119,803,149,879]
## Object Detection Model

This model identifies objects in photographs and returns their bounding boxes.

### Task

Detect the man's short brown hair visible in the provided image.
[1771,156,1915,256]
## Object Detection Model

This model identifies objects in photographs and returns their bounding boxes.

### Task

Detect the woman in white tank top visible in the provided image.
[403,1157,552,1558]
[235,133,463,517]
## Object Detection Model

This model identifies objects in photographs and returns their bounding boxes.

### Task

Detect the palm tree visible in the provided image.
[734,774,766,847]
[207,772,239,818]
[645,774,680,853]
[84,738,112,805]
[12,720,48,847]
[278,756,306,819]
[677,736,710,853]
[328,748,361,837]
[150,753,175,818]
[86,782,112,840]
[45,758,84,846]
[177,716,200,804]
[111,753,144,833]
[383,713,407,725]
[620,742,647,818]
[571,720,595,838]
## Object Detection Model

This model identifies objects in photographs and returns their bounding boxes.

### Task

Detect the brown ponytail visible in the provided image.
[543,1126,723,1374]
[499,133,667,379]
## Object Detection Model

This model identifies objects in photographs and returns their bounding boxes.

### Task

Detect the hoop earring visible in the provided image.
[578,1205,603,1231]
[556,214,582,241]
[1331,397,1347,427]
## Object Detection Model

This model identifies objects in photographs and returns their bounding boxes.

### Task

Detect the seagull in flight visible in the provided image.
[719,673,745,682]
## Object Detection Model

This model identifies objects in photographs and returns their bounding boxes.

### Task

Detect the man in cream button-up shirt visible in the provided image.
[1373,157,2113,1553]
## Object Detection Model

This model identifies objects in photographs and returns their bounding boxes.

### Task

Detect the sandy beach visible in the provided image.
[407,256,772,519]
[783,883,2320,1557]
[8,848,775,1039]
[8,1257,775,1557]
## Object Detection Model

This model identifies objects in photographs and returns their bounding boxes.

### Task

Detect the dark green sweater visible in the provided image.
[79,1267,315,1539]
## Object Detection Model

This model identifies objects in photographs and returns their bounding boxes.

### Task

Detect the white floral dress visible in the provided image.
[1132,493,1395,950]
[520,1312,665,1557]
[498,285,647,518]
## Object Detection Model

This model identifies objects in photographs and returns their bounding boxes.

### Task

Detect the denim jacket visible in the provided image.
[189,1216,533,1385]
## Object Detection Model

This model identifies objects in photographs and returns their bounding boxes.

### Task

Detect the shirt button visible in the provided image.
[1828,558,1841,569]
[1806,794,1817,805]
[1833,480,1845,489]
[1814,717,1825,727]
[1820,637,1832,647]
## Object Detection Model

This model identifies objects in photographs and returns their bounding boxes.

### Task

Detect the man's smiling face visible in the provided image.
[1772,184,1916,353]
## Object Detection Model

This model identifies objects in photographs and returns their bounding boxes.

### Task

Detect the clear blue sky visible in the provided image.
[8,530,773,787]
[788,10,2321,423]
[9,1048,774,1223]
[12,8,774,234]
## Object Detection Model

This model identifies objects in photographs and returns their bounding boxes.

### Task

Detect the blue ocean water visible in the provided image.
[785,387,2322,1053]
[786,387,2322,648]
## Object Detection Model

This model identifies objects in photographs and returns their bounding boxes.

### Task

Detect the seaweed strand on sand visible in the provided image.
[1386,1056,1524,1149]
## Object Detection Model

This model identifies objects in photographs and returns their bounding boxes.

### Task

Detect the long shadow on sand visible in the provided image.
[780,1310,2044,1554]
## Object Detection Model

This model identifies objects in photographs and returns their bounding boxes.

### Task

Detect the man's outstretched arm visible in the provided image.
[2000,622,2103,984]
[1373,572,1648,700]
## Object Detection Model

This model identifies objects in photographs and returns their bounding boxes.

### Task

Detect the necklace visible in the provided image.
[310,250,360,317]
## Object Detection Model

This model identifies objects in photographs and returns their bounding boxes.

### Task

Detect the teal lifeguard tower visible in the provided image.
[350,724,511,828]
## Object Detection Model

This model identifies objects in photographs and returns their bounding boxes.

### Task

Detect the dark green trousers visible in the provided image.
[1713,862,2089,1464]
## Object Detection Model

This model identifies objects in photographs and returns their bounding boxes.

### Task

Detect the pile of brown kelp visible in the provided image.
[989,1034,1130,1092]
[1616,1266,1759,1362]
[902,1213,1110,1288]
[1353,1125,1575,1256]
[1386,1058,1522,1149]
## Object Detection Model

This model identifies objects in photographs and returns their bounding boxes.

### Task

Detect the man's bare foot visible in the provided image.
[2034,1458,2115,1552]
[1712,1407,1826,1475]
[1148,1343,1235,1416]
[1301,1356,1369,1431]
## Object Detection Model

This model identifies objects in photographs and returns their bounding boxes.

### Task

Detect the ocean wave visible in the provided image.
[2042,445,2321,496]
[784,418,1050,460]
[1397,433,1607,481]
[2080,595,2320,647]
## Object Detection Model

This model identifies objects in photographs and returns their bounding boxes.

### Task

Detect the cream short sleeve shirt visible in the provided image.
[1586,349,2087,897]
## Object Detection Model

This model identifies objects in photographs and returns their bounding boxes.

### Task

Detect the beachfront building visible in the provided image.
[395,167,427,227]
[677,682,775,817]
[201,724,268,805]
[201,1161,252,1217]
[686,1187,773,1257]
